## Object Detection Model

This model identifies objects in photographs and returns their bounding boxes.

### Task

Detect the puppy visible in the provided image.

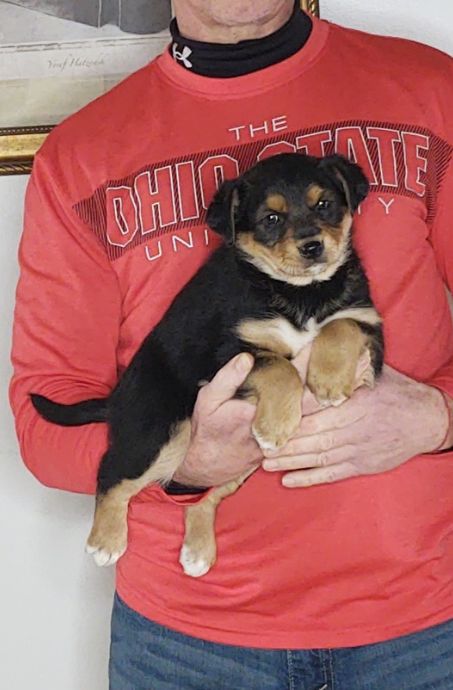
[31,153,384,577]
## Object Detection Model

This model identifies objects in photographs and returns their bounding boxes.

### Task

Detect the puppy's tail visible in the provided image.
[30,393,109,426]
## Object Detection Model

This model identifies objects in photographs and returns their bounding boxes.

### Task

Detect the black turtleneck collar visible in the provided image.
[169,2,313,78]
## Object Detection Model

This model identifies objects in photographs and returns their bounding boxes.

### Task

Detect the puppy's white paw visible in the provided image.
[85,543,125,567]
[251,428,278,453]
[317,393,348,408]
[179,544,212,578]
[331,394,348,407]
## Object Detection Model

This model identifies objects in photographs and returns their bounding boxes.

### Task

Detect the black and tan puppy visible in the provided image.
[31,153,383,577]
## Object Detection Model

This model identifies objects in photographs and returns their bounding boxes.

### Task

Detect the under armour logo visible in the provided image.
[172,44,193,69]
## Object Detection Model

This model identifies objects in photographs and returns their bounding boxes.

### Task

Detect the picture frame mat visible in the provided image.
[0,0,320,175]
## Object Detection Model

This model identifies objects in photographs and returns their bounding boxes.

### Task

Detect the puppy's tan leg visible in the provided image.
[86,491,130,567]
[245,352,303,452]
[86,420,191,567]
[180,467,257,578]
[307,319,370,406]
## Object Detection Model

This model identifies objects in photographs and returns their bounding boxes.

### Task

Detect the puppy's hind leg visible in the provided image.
[180,466,257,578]
[86,484,129,567]
[87,419,191,567]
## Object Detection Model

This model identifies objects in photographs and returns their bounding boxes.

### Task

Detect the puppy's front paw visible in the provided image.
[307,367,354,407]
[252,400,301,451]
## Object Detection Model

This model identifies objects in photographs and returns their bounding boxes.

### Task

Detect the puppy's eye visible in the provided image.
[316,199,331,211]
[265,214,281,225]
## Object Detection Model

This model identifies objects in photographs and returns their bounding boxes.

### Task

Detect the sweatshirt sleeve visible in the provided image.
[427,154,453,400]
[9,146,121,494]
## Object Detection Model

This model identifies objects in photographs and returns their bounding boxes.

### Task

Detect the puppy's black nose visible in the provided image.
[300,240,324,259]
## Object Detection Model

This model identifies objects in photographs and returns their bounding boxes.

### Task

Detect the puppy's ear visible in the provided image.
[206,179,243,245]
[320,154,369,212]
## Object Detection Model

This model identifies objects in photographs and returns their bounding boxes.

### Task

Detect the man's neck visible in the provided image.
[169,3,312,79]
[173,2,294,44]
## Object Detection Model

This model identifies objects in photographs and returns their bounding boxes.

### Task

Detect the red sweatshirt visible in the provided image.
[10,17,453,648]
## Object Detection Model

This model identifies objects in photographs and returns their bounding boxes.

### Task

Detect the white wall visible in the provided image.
[322,0,453,55]
[1,2,453,689]
[1,175,114,690]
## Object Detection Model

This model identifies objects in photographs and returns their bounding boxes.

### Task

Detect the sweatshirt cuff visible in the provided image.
[430,388,453,453]
[149,483,212,506]
[164,480,208,495]
[426,357,453,452]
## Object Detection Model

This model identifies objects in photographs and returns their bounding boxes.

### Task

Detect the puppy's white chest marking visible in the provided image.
[268,317,319,357]
[237,316,319,358]
[237,308,380,359]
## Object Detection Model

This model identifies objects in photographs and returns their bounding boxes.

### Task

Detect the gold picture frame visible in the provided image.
[0,0,320,176]
[302,0,320,17]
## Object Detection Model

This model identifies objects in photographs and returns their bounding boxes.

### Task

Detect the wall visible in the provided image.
[322,0,453,54]
[1,174,114,690]
[1,2,452,689]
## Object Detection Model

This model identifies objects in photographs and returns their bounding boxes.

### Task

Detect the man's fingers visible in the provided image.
[263,425,358,457]
[197,353,254,414]
[296,401,366,437]
[281,461,359,487]
[262,444,354,471]
[262,404,365,454]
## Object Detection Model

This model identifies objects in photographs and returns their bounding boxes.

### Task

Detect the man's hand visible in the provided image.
[262,365,451,488]
[172,353,262,488]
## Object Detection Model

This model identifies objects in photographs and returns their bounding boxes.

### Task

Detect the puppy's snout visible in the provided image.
[300,240,324,259]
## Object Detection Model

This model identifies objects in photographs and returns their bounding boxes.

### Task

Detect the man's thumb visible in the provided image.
[200,353,254,412]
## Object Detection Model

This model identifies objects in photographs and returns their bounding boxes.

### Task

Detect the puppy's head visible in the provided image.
[207,153,369,286]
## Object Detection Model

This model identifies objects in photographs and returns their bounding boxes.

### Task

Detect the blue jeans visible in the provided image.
[109,594,453,690]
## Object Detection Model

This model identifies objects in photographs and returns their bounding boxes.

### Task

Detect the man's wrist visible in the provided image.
[167,456,209,494]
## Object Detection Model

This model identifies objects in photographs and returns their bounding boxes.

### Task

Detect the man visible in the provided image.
[10,1,453,688]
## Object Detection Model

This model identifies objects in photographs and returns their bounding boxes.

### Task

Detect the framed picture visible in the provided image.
[0,0,320,175]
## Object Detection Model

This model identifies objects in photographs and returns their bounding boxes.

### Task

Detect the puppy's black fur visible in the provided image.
[31,153,383,497]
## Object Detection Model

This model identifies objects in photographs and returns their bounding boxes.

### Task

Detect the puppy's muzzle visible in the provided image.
[299,240,324,260]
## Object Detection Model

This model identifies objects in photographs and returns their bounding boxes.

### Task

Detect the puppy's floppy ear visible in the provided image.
[206,179,243,246]
[319,154,369,212]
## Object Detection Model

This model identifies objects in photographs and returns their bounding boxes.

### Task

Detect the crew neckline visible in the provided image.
[156,16,330,99]
[168,3,312,79]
